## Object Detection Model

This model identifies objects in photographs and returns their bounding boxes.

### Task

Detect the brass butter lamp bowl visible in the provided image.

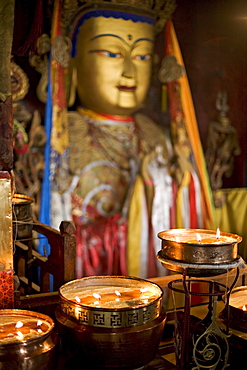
[55,275,166,369]
[0,309,58,370]
[157,228,242,277]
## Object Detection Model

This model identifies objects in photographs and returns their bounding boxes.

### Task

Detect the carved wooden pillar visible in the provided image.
[0,0,15,308]
[0,0,14,172]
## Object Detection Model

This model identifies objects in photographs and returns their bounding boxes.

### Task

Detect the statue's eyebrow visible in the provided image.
[133,38,154,44]
[91,34,124,41]
[90,34,153,46]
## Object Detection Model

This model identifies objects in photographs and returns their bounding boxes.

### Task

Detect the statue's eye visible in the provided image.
[91,50,122,58]
[133,54,152,61]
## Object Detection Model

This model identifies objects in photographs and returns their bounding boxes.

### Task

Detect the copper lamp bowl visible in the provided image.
[0,309,58,370]
[55,276,166,369]
[157,228,242,276]
[221,285,247,332]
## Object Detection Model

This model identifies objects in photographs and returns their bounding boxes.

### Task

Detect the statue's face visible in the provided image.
[72,16,154,116]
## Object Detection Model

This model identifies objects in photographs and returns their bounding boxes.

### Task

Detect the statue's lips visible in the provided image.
[117,86,136,92]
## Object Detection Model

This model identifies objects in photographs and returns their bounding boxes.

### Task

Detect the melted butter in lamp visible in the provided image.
[183,228,235,244]
[175,229,236,244]
[0,315,51,345]
[67,286,158,309]
[229,290,247,310]
[186,236,234,244]
[159,228,240,246]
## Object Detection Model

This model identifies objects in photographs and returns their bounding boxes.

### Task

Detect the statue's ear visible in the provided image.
[67,66,77,107]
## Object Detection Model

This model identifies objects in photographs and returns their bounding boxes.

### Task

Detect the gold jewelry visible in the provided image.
[88,117,138,171]
[11,62,30,102]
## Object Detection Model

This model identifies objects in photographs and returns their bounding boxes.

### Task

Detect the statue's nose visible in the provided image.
[121,54,135,79]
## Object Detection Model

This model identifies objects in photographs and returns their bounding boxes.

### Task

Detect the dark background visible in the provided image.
[12,0,247,188]
[173,0,247,188]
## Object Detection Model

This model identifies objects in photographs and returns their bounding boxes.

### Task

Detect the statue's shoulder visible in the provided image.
[67,111,90,174]
[134,112,167,151]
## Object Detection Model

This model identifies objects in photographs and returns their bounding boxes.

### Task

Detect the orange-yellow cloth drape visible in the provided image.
[127,175,145,277]
[215,188,247,261]
[50,0,69,154]
[169,21,216,229]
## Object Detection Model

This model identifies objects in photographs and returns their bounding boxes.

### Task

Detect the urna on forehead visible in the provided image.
[69,9,155,57]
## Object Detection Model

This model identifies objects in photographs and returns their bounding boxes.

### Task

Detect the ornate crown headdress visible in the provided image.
[62,0,176,35]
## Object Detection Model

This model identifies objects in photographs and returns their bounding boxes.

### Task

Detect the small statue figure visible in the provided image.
[206,91,241,192]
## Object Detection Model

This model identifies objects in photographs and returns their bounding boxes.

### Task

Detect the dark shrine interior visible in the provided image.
[12,0,247,188]
[1,1,247,369]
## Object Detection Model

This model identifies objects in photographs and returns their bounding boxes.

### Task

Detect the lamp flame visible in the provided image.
[75,296,81,303]
[196,233,202,242]
[93,293,101,300]
[242,305,247,311]
[216,228,220,239]
[115,290,121,297]
[37,320,43,326]
[16,331,24,339]
[15,321,23,329]
[140,288,148,293]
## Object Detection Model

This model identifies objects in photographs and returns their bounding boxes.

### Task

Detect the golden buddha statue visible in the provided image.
[36,0,176,278]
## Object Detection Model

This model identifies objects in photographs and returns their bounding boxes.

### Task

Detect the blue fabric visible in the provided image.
[71,9,155,57]
[39,53,52,256]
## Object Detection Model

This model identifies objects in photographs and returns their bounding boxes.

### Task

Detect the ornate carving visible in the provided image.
[13,110,45,218]
[158,55,184,83]
[51,35,71,68]
[29,34,51,104]
[0,98,13,171]
[0,1,15,171]
[0,0,14,102]
[62,0,176,35]
[10,62,30,103]
[10,60,45,218]
[60,299,161,328]
[192,297,230,369]
[205,91,241,194]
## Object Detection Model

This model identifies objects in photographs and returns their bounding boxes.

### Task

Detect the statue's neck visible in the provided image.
[77,107,134,122]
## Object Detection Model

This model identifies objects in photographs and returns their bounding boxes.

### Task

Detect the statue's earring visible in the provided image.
[68,67,77,107]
